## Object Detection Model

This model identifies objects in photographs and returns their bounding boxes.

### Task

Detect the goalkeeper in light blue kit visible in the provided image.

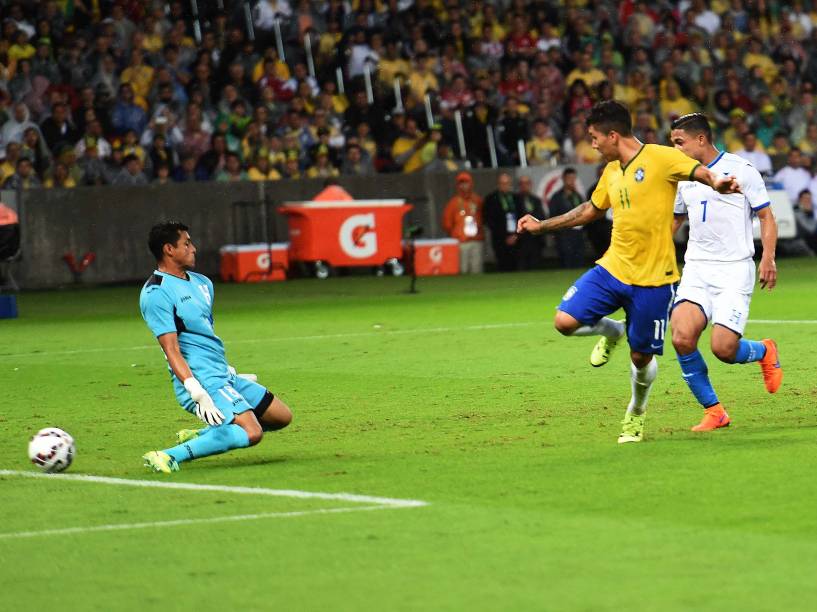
[139,221,292,473]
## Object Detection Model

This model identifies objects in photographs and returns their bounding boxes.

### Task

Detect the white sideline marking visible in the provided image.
[0,321,540,358]
[1,319,813,360]
[0,506,389,540]
[0,470,427,507]
[0,470,427,540]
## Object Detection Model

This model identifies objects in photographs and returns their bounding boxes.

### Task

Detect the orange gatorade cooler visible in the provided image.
[219,243,289,282]
[278,200,412,275]
[405,238,460,276]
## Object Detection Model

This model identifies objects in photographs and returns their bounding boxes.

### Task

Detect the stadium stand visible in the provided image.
[0,0,814,224]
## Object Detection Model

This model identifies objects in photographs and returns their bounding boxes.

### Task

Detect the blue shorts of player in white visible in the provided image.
[558,265,676,355]
[175,372,272,424]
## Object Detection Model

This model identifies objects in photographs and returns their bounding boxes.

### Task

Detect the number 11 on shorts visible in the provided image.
[653,319,665,340]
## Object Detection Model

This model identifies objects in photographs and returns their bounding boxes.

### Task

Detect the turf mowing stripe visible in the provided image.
[0,505,393,540]
[0,321,543,358]
[1,319,814,360]
[0,470,429,508]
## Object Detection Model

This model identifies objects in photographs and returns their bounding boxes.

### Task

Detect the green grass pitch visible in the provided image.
[1,259,816,611]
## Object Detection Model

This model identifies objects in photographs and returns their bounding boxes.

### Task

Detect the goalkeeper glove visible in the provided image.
[184,377,224,426]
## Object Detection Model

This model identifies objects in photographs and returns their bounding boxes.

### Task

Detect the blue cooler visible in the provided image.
[0,294,17,319]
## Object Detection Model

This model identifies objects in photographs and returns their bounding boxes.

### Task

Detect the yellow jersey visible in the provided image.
[590,144,700,286]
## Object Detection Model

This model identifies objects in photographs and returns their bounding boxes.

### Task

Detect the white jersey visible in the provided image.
[674,151,770,262]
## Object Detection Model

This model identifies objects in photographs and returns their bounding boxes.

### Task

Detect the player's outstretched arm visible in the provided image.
[517,201,605,235]
[157,333,225,425]
[692,165,741,194]
[756,206,778,290]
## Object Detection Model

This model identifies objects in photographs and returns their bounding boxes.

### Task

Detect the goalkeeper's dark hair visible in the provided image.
[671,113,713,142]
[148,221,189,261]
[587,100,632,136]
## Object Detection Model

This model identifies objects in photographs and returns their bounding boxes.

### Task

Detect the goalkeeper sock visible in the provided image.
[573,317,624,339]
[733,339,767,363]
[677,349,719,408]
[626,356,658,416]
[164,424,250,463]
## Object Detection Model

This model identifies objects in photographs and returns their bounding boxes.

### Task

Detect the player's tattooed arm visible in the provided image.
[517,201,605,235]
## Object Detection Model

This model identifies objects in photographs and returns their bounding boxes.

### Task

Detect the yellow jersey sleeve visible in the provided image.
[658,145,701,184]
[590,163,615,210]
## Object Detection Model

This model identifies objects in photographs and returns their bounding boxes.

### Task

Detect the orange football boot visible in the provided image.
[691,404,731,432]
[759,339,782,393]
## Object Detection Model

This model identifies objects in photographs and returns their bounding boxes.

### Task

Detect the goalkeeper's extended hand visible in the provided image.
[184,378,224,426]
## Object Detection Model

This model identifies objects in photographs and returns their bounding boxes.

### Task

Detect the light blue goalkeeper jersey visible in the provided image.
[139,270,229,397]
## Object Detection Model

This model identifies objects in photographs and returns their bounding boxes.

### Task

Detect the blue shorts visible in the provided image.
[558,265,676,355]
[177,373,271,424]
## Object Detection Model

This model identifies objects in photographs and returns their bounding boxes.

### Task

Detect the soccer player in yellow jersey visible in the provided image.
[517,101,740,443]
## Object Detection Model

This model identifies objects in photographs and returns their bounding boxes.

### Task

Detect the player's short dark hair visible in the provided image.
[148,221,189,261]
[587,100,632,136]
[671,113,713,142]
[562,167,577,177]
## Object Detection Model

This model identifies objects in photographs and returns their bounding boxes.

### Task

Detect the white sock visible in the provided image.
[573,317,624,339]
[626,357,658,416]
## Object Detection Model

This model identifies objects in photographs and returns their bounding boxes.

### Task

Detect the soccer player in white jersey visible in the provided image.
[669,114,782,432]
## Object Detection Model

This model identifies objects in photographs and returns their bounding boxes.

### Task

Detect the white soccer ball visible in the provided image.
[28,428,75,473]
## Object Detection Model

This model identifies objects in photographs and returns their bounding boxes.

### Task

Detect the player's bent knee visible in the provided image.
[234,411,264,446]
[264,407,292,431]
[258,397,293,431]
[671,329,697,355]
[553,311,579,336]
[245,423,263,446]
[630,351,653,369]
[277,405,293,428]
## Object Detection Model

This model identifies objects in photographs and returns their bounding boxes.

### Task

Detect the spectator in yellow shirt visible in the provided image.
[562,119,601,164]
[408,53,439,100]
[378,39,410,86]
[658,80,696,124]
[614,70,646,107]
[122,129,147,164]
[566,52,606,89]
[526,119,560,165]
[355,121,377,161]
[0,142,21,185]
[282,151,301,180]
[306,145,339,179]
[252,48,290,83]
[391,117,428,173]
[8,31,35,61]
[141,14,165,54]
[247,149,282,181]
[767,132,792,157]
[44,162,76,188]
[743,37,778,84]
[723,108,750,151]
[798,122,817,156]
[120,48,155,109]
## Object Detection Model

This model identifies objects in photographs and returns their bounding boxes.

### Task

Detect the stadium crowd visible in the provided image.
[0,0,814,223]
